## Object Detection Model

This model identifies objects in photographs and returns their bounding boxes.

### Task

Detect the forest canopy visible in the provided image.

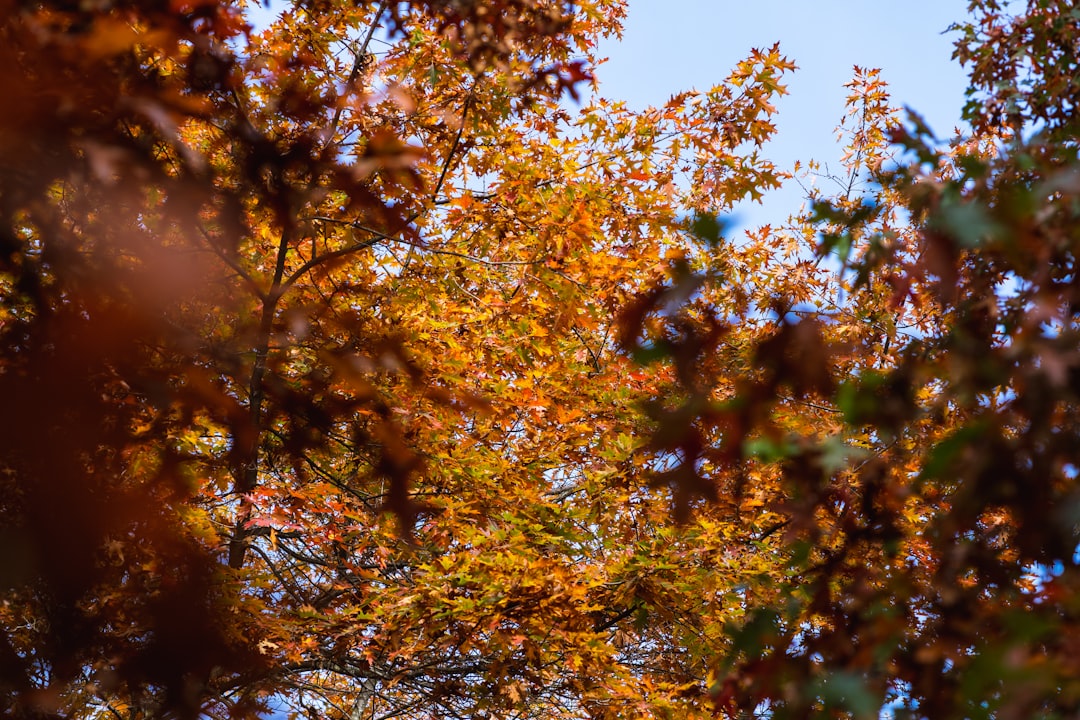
[1,1,1079,718]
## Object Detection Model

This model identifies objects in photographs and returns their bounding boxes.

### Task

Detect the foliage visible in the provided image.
[621,2,1080,718]
[2,0,1080,719]
[0,0,790,717]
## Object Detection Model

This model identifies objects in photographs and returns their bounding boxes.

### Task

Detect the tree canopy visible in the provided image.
[2,1,1079,718]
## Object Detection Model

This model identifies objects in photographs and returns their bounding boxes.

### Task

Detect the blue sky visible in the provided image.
[588,1,972,229]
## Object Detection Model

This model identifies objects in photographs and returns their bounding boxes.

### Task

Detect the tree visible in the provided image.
[0,0,796,717]
[622,2,1080,717]
[5,0,1080,718]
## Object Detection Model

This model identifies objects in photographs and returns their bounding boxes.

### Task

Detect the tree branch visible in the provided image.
[593,601,643,632]
[228,227,294,569]
[432,87,476,202]
[323,1,390,152]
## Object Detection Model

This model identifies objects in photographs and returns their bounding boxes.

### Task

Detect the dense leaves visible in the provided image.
[3,0,1080,718]
[622,3,1080,718]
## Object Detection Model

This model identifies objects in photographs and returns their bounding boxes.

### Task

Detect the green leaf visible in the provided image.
[689,212,726,246]
[813,671,880,720]
[818,436,867,475]
[725,609,781,660]
[935,198,1004,247]
[743,437,798,462]
[836,371,887,426]
[920,422,989,481]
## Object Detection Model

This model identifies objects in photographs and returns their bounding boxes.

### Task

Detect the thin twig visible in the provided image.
[323,0,390,152]
[306,218,550,268]
[432,86,476,201]
[571,324,602,373]
[195,222,267,302]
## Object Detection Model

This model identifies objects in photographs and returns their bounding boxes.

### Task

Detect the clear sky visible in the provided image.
[588,1,972,229]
